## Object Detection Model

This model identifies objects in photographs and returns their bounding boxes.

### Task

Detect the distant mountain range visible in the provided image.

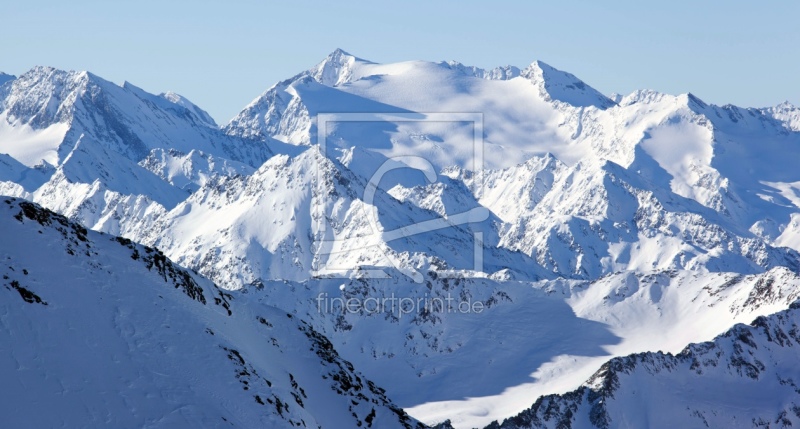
[3,50,800,428]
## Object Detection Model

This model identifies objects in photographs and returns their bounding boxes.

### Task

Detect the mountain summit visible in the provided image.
[521,60,617,108]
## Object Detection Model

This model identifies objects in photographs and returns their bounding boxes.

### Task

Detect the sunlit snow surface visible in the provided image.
[3,50,800,428]
[0,198,420,429]
[0,112,68,167]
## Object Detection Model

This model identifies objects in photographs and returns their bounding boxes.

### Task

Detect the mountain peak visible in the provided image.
[311,48,373,87]
[26,65,59,74]
[21,65,88,79]
[16,65,62,84]
[14,66,110,93]
[522,60,616,109]
[328,47,354,58]
[323,48,373,63]
[680,92,708,109]
[0,72,15,87]
[160,91,218,127]
[2,67,100,130]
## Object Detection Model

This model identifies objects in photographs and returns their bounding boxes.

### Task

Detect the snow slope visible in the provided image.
[486,299,800,429]
[0,198,423,429]
[129,145,540,287]
[235,267,800,428]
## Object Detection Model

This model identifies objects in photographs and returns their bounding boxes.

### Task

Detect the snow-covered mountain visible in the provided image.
[4,54,800,288]
[0,66,275,234]
[486,299,800,429]
[0,72,15,87]
[128,145,541,286]
[0,198,423,428]
[3,50,800,428]
[0,66,269,167]
[220,49,800,283]
[235,266,800,428]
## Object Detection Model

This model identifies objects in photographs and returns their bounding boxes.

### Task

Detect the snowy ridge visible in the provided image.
[224,48,376,142]
[159,90,218,128]
[130,146,540,287]
[0,65,277,241]
[0,66,272,167]
[0,198,423,428]
[520,61,616,109]
[486,299,800,429]
[440,61,521,81]
[0,72,14,88]
[242,266,800,428]
[139,148,255,193]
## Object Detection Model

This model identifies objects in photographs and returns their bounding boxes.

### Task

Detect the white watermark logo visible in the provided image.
[313,112,487,283]
[316,291,484,318]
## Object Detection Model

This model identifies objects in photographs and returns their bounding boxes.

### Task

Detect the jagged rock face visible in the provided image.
[3,52,800,428]
[0,198,423,429]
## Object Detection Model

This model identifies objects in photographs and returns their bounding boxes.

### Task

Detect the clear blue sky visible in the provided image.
[2,0,798,123]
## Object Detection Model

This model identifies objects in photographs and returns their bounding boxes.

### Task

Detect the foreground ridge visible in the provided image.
[0,197,424,429]
[488,300,800,428]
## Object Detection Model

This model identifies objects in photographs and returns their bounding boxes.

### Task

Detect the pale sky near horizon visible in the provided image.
[2,0,798,123]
